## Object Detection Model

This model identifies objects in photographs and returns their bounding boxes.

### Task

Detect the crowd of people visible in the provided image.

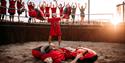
[0,0,87,24]
[0,0,26,22]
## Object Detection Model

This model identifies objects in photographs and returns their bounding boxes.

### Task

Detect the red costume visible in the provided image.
[59,7,64,16]
[0,0,6,14]
[28,4,36,17]
[48,17,62,36]
[17,1,22,14]
[32,46,65,63]
[40,6,44,13]
[45,7,50,17]
[63,6,71,19]
[51,7,57,13]
[51,7,57,17]
[8,0,16,14]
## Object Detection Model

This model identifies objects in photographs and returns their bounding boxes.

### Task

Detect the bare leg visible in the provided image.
[58,36,61,46]
[48,35,52,45]
[9,15,11,22]
[12,15,14,22]
[18,14,20,22]
[80,17,83,25]
[0,14,1,21]
[2,14,4,21]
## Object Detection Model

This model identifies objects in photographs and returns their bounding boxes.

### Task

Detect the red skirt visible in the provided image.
[8,8,15,14]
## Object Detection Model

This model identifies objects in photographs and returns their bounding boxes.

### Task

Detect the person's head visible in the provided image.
[73,5,75,8]
[59,4,62,7]
[29,2,32,5]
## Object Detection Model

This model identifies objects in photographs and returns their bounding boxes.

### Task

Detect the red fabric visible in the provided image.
[47,50,65,63]
[71,48,97,60]
[59,7,64,16]
[0,0,6,14]
[17,1,22,12]
[40,7,44,12]
[8,0,16,14]
[51,7,57,13]
[17,1,22,9]
[45,7,50,17]
[63,7,71,19]
[32,49,44,58]
[60,48,73,60]
[28,5,36,17]
[36,10,45,20]
[48,17,62,36]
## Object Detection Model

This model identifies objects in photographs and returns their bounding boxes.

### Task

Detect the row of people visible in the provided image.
[0,0,26,22]
[0,0,86,24]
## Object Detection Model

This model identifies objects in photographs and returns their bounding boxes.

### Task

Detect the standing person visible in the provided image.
[71,3,77,24]
[45,3,50,18]
[8,0,16,22]
[39,1,45,22]
[57,3,65,23]
[47,15,62,46]
[17,0,23,22]
[0,0,7,22]
[79,3,87,24]
[27,0,36,23]
[58,3,65,17]
[51,4,57,17]
[63,3,71,24]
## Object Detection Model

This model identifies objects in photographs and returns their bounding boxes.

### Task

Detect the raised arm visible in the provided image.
[84,3,87,9]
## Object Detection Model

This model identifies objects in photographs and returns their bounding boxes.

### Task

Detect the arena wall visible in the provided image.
[0,22,125,45]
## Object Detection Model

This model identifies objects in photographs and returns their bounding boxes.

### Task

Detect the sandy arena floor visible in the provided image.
[0,41,125,63]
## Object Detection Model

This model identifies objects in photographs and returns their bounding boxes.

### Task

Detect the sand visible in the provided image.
[0,41,125,63]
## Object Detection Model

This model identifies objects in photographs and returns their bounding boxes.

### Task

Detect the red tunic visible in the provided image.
[0,0,6,14]
[8,0,16,14]
[32,48,65,63]
[48,17,62,36]
[17,1,22,13]
[71,48,97,60]
[28,4,36,17]
[40,6,44,13]
[51,7,57,13]
[59,7,64,16]
[45,7,50,17]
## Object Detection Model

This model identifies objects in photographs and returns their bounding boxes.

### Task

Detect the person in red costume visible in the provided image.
[27,0,36,23]
[32,44,65,63]
[39,1,45,22]
[51,0,58,17]
[17,0,24,22]
[0,0,7,22]
[32,43,98,63]
[58,3,65,17]
[8,0,16,22]
[47,15,62,46]
[45,2,50,18]
[63,3,71,24]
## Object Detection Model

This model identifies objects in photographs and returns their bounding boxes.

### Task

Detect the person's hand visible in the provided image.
[70,60,76,63]
[44,57,53,63]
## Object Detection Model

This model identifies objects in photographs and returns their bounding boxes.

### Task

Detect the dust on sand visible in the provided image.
[0,41,125,63]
